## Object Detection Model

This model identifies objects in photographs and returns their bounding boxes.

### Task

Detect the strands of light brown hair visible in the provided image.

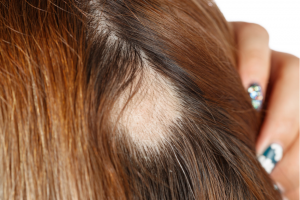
[0,0,281,199]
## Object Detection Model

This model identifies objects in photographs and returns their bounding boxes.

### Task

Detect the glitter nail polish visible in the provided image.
[247,83,263,110]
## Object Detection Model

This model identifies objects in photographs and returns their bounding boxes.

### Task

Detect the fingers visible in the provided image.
[231,22,271,105]
[231,22,299,199]
[271,135,299,194]
[255,51,299,198]
[256,52,299,156]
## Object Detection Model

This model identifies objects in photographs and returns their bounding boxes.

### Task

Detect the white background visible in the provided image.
[215,0,300,58]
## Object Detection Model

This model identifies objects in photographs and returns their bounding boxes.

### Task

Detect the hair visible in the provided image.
[0,0,281,199]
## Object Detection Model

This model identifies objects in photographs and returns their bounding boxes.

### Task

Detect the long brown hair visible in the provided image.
[0,0,281,199]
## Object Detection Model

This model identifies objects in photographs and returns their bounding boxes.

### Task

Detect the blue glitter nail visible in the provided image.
[258,143,283,174]
[247,83,263,110]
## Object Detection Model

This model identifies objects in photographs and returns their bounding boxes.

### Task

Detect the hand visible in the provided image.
[230,22,299,200]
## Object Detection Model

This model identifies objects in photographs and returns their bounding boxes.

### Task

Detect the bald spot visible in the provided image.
[110,64,181,148]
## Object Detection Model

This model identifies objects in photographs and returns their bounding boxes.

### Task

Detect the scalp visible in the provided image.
[110,59,182,148]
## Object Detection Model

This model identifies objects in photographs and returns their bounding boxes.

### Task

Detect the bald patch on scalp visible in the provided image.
[110,62,181,148]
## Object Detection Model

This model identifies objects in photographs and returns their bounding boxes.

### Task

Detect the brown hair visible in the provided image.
[0,0,281,199]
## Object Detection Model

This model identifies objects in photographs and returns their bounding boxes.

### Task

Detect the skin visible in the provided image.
[230,22,299,200]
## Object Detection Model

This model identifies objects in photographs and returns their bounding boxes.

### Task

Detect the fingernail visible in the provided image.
[247,83,263,110]
[258,143,283,174]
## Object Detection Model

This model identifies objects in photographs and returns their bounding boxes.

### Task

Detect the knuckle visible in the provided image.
[274,52,299,82]
[281,53,299,77]
[286,54,299,69]
[240,22,269,40]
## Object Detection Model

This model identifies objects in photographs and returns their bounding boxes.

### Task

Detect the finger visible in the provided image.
[271,134,299,193]
[230,22,271,109]
[256,51,299,170]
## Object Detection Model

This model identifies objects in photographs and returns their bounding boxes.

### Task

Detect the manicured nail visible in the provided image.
[247,83,263,110]
[258,143,283,174]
